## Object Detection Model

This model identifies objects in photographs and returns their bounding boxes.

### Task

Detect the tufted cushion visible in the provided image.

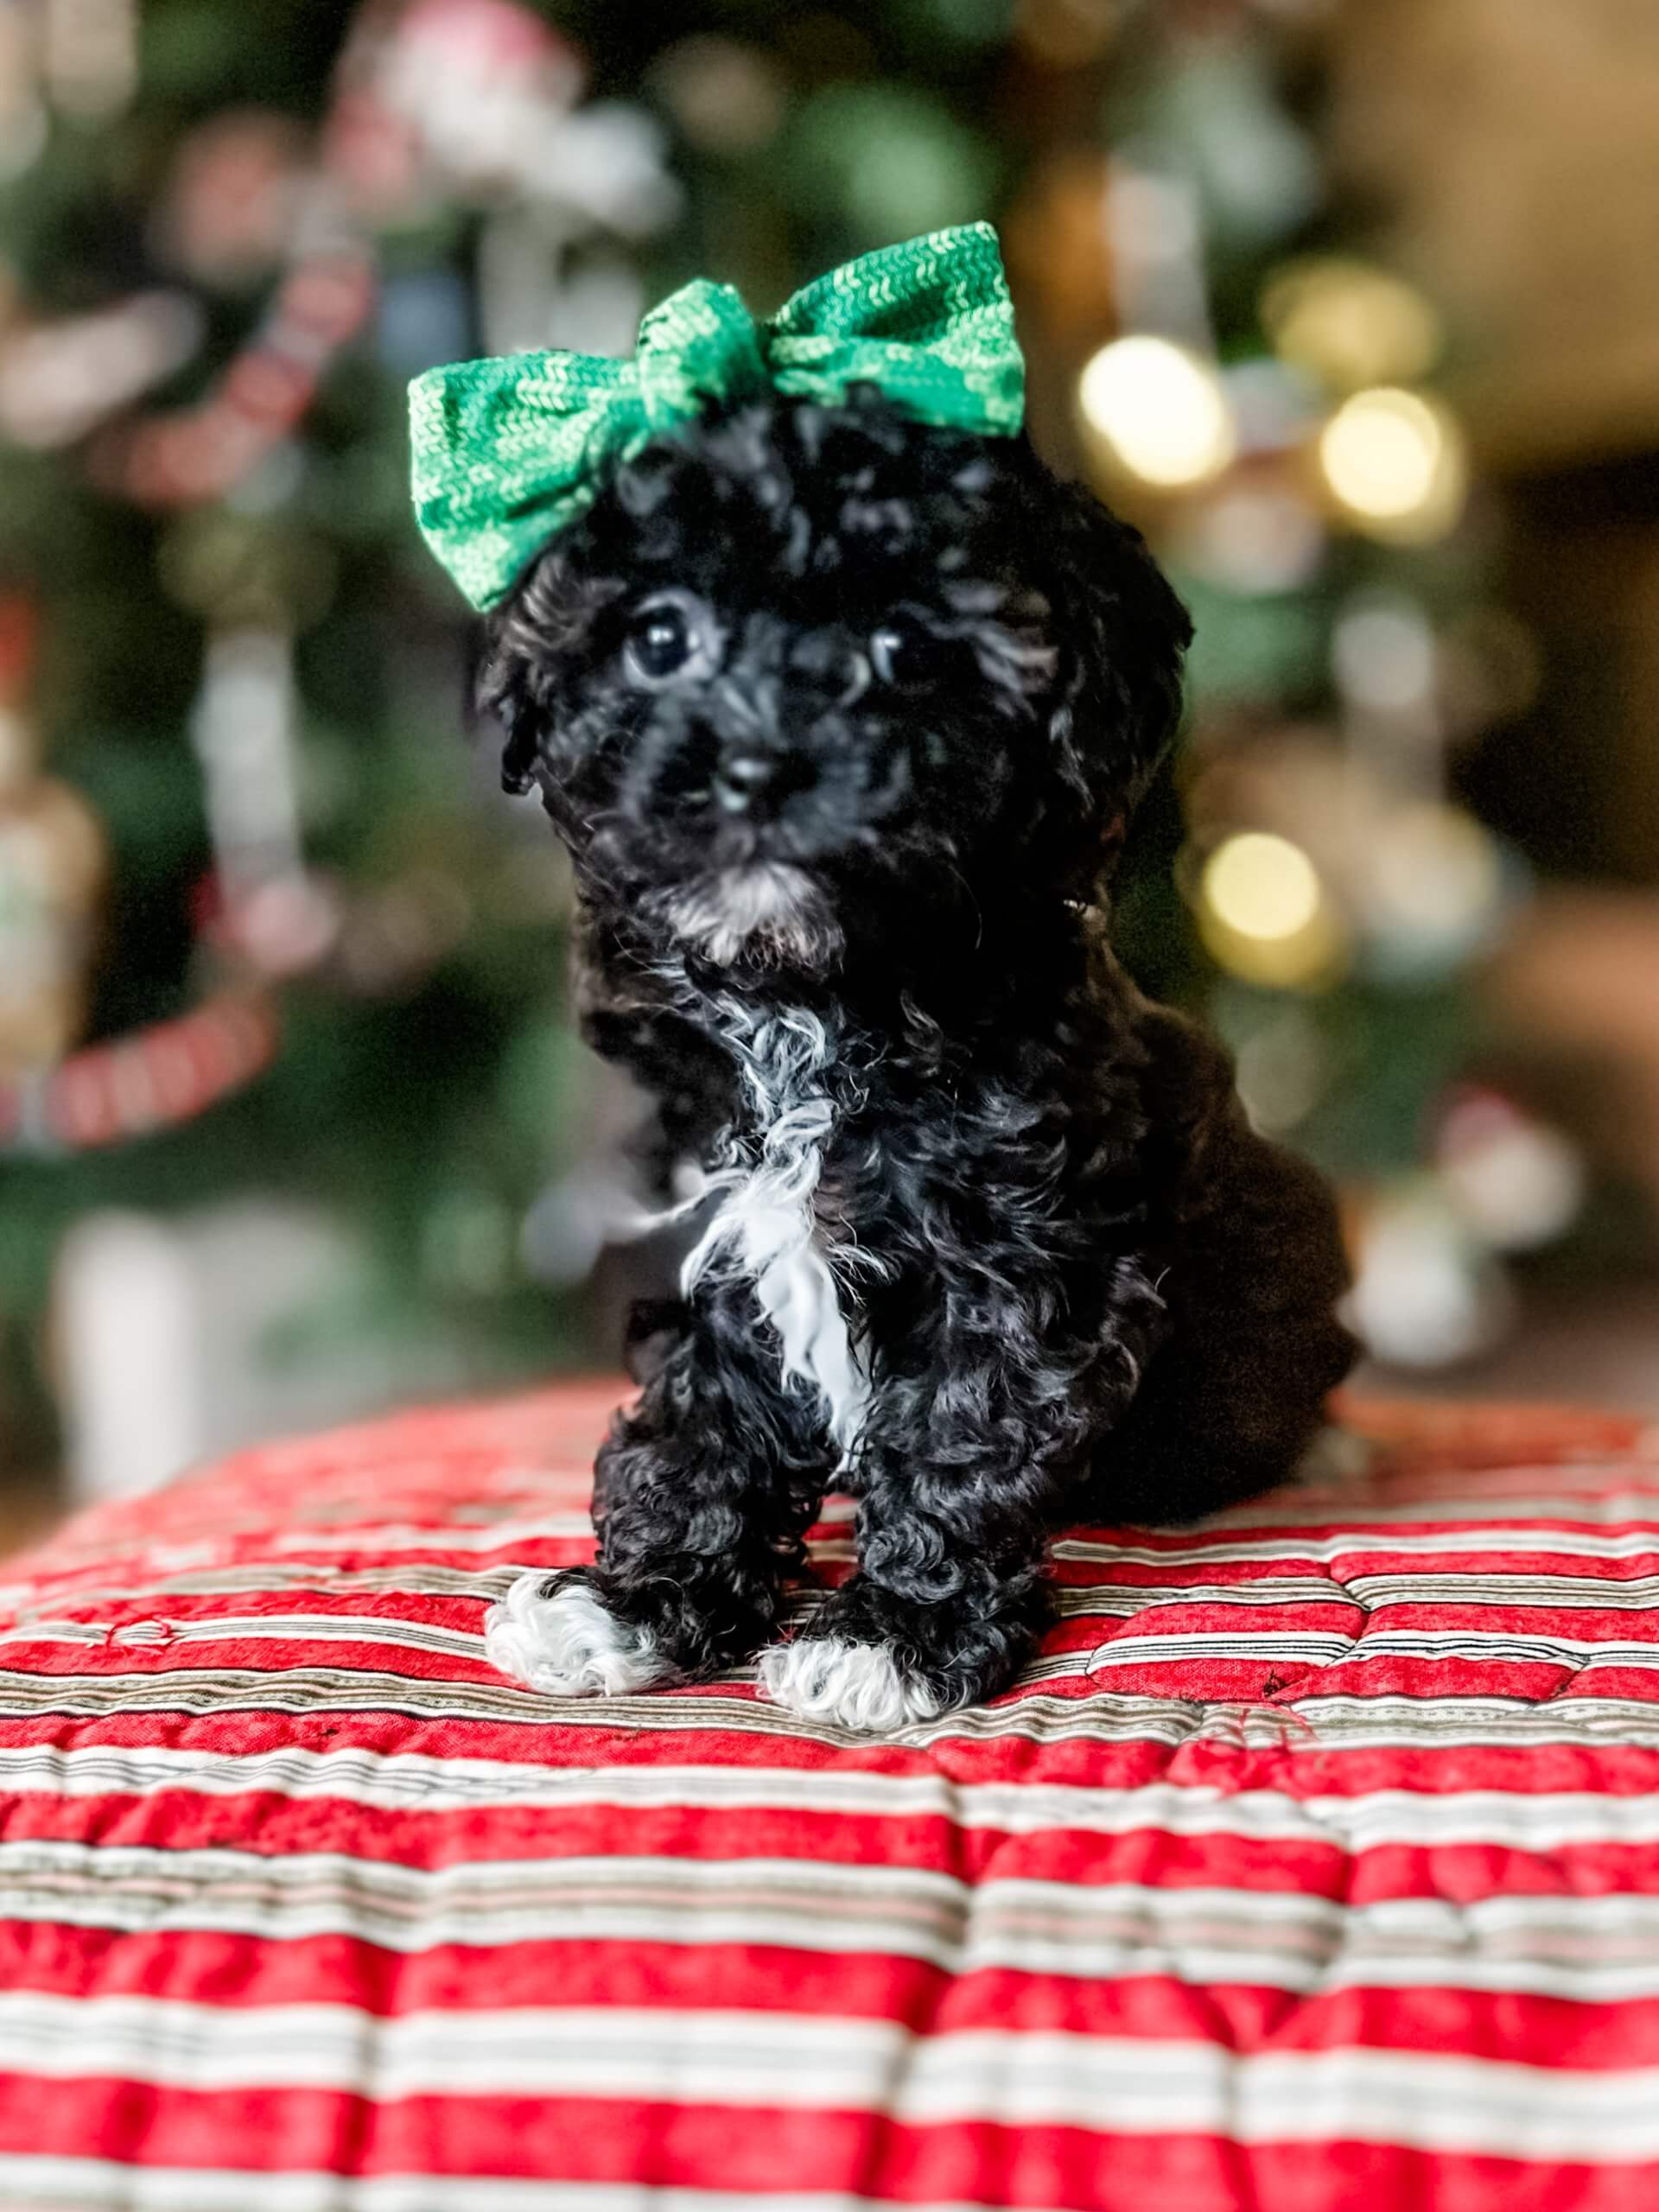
[0,1382,1656,2209]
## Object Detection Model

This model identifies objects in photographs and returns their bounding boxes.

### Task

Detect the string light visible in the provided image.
[1204,831,1319,938]
[1077,335,1236,491]
[1317,386,1467,543]
[1197,831,1344,988]
[1262,257,1441,392]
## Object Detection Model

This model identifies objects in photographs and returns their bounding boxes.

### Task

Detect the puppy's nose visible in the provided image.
[713,747,809,815]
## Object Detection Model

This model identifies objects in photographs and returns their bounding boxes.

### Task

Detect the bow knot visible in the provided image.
[409,223,1024,610]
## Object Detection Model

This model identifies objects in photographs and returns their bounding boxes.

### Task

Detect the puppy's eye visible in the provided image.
[623,593,719,687]
[870,613,943,691]
[627,602,691,681]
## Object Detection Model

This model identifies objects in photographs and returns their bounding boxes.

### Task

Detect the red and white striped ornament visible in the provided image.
[0,990,277,1154]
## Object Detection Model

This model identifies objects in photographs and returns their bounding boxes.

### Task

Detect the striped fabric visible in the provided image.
[2,1384,1657,2210]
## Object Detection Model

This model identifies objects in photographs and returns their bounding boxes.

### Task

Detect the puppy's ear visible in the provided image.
[474,550,593,798]
[474,626,539,797]
[1037,469,1192,850]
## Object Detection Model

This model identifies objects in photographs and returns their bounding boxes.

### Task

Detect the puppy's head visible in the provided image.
[479,391,1190,973]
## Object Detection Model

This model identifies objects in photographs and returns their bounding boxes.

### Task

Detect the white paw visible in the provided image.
[484,1572,670,1697]
[757,1635,944,1732]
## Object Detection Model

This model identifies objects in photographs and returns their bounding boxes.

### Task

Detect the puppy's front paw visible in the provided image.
[757,1635,944,1733]
[485,1569,672,1697]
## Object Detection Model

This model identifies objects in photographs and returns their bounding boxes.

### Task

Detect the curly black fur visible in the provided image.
[477,389,1356,1726]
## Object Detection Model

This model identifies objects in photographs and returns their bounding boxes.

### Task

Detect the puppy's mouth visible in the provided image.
[653,863,844,972]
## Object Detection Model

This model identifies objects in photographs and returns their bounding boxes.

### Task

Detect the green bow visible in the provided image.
[408,222,1025,611]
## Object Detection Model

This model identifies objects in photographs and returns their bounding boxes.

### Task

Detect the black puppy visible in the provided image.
[480,391,1355,1732]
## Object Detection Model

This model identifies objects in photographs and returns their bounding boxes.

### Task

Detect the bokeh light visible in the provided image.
[1332,594,1437,713]
[1203,830,1320,939]
[1317,386,1467,543]
[1361,804,1505,976]
[1197,830,1345,988]
[1262,257,1442,392]
[1077,334,1236,490]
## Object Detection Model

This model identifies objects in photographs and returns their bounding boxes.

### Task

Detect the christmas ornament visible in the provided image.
[473,212,645,362]
[374,0,580,189]
[0,292,201,449]
[1345,1182,1513,1370]
[0,992,277,1154]
[327,0,679,243]
[1434,1085,1584,1254]
[188,626,335,978]
[334,1,678,361]
[1357,804,1506,980]
[369,0,677,236]
[99,245,375,509]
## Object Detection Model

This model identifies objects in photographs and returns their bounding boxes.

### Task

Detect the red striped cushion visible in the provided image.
[1,1382,1656,2209]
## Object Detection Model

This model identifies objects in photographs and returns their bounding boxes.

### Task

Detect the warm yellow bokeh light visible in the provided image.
[1202,832,1322,942]
[1321,390,1440,517]
[1317,386,1467,543]
[1262,257,1443,392]
[1197,831,1344,988]
[1077,335,1236,490]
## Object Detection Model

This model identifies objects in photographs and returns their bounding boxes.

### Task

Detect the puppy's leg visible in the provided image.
[1093,1130,1357,1526]
[760,1271,1166,1732]
[756,1452,1054,1732]
[487,1294,830,1695]
[1078,1001,1357,1526]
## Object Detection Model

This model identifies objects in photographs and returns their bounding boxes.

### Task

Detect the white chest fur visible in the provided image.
[680,1001,870,1456]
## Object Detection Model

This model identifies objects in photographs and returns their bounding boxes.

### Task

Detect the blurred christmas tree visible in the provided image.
[0,0,1577,1484]
[0,0,686,1479]
[1042,7,1581,1369]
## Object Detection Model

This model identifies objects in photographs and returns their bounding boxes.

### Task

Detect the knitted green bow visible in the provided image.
[408,222,1025,610]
